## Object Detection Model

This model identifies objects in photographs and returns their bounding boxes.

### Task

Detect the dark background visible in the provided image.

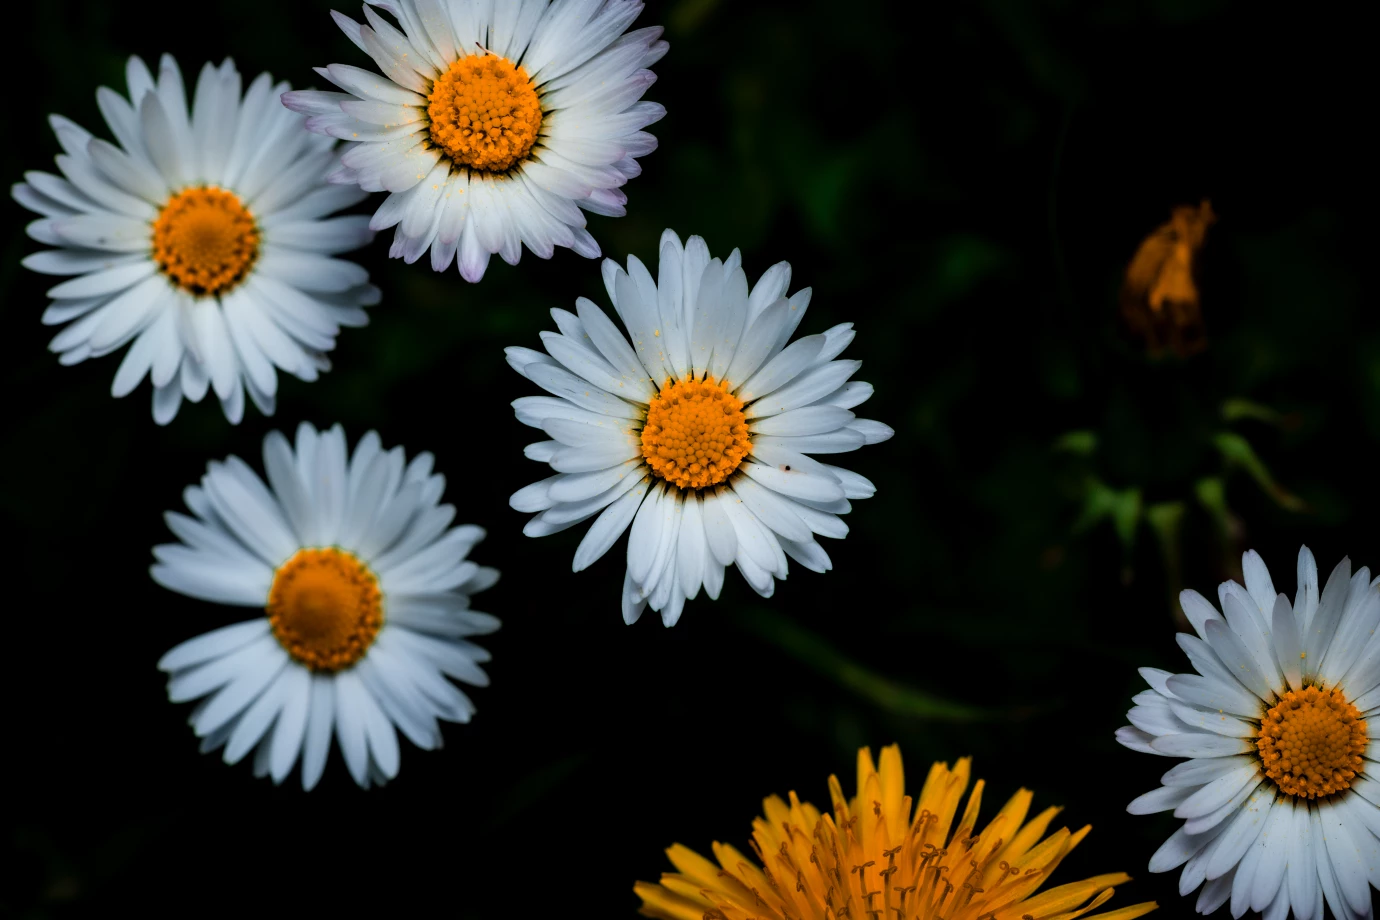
[2,0,1374,916]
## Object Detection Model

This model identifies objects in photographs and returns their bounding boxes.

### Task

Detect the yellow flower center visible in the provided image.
[1257,686,1367,799]
[640,377,751,490]
[427,53,542,172]
[151,186,259,296]
[266,548,382,672]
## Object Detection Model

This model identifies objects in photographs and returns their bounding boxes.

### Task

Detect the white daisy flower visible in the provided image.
[13,55,379,425]
[155,423,499,789]
[507,229,893,626]
[282,0,667,282]
[1117,546,1380,919]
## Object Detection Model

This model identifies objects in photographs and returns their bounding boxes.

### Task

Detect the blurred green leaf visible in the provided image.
[1073,477,1142,550]
[669,0,723,33]
[928,234,1011,305]
[1221,397,1282,425]
[1195,475,1230,533]
[1146,500,1187,616]
[795,152,863,243]
[483,752,589,831]
[1212,431,1307,512]
[735,608,1007,722]
[1053,429,1098,456]
[1221,397,1301,431]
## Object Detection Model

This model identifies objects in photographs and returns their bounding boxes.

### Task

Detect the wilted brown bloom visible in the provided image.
[1121,200,1215,356]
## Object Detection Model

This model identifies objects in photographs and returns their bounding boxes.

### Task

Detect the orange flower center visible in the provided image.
[427,53,542,172]
[266,548,382,672]
[151,186,259,296]
[641,377,751,490]
[1257,686,1367,799]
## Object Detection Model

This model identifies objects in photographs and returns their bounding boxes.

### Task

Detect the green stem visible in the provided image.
[735,607,1012,722]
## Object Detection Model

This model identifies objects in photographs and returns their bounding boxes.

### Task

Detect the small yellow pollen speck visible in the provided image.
[653,329,661,337]
[1301,651,1307,659]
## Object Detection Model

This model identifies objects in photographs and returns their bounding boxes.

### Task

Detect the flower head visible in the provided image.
[636,744,1157,920]
[13,55,378,424]
[507,229,892,625]
[155,423,499,789]
[1120,200,1214,357]
[1118,546,1380,917]
[283,0,667,282]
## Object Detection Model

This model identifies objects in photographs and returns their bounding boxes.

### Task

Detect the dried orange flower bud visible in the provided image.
[1120,200,1215,356]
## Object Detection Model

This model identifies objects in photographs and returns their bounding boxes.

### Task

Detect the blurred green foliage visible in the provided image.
[1,0,1373,917]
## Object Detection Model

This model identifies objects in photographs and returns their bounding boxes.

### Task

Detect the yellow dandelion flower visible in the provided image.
[635,744,1157,920]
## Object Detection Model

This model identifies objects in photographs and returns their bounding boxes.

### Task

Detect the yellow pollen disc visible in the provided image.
[151,186,259,296]
[427,53,542,172]
[266,548,382,673]
[641,377,751,490]
[1257,686,1367,799]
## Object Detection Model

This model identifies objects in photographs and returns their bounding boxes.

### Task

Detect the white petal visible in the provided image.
[749,405,855,438]
[223,664,295,765]
[1151,731,1255,758]
[1218,585,1285,693]
[1148,820,1226,873]
[1242,549,1278,614]
[332,670,371,787]
[1128,784,1194,815]
[736,334,826,403]
[1249,796,1293,912]
[1174,763,1261,820]
[1288,797,1320,918]
[571,482,648,572]
[1183,777,1265,836]
[1323,572,1380,687]
[1204,616,1275,700]
[1318,801,1372,915]
[676,492,706,601]
[1296,545,1321,629]
[1272,593,1304,691]
[740,460,845,504]
[299,670,333,794]
[269,666,312,783]
[1180,588,1224,640]
[699,488,738,566]
[729,475,811,543]
[1167,700,1255,738]
[1304,555,1352,681]
[192,644,289,737]
[158,619,268,672]
[1161,755,1254,787]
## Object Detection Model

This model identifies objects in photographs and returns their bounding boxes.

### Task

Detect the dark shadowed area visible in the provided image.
[1,0,1374,916]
